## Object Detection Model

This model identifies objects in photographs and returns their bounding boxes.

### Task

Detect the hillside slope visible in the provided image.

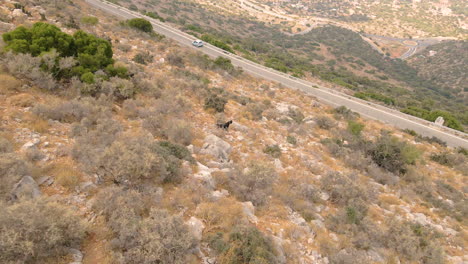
[0,1,467,264]
[107,0,467,130]
[409,40,468,100]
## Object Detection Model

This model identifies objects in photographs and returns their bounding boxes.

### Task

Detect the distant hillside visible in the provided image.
[112,0,468,129]
[409,40,468,101]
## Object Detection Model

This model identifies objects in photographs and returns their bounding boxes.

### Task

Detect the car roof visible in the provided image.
[194,39,202,42]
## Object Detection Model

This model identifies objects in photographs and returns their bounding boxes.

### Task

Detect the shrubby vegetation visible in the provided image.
[1,22,137,93]
[368,135,421,174]
[214,225,279,264]
[0,199,86,263]
[402,107,464,131]
[93,187,197,264]
[227,163,278,206]
[124,18,153,33]
[0,153,31,200]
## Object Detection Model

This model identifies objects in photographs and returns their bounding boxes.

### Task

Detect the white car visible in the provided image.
[192,39,203,47]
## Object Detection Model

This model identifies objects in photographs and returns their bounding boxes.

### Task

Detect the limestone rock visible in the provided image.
[241,201,258,223]
[67,248,83,263]
[186,216,205,241]
[12,9,25,18]
[11,176,41,200]
[21,138,41,151]
[200,134,232,162]
[37,176,54,186]
[211,189,229,201]
[193,162,215,188]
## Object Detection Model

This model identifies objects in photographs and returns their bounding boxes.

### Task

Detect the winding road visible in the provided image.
[86,0,468,148]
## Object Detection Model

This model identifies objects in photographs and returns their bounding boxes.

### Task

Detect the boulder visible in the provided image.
[67,248,83,263]
[271,236,287,264]
[211,189,229,201]
[11,176,41,200]
[37,176,54,186]
[186,216,205,241]
[200,135,232,162]
[21,138,41,151]
[79,181,97,193]
[231,122,248,132]
[241,201,258,223]
[193,162,215,188]
[12,9,25,18]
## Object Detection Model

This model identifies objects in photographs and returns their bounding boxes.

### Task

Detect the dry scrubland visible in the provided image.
[0,0,467,264]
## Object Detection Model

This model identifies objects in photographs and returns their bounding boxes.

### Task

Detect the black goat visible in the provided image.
[217,120,233,130]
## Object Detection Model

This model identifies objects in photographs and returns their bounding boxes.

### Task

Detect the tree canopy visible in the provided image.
[2,22,114,77]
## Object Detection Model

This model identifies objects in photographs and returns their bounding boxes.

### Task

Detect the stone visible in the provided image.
[193,162,215,188]
[12,9,25,18]
[434,116,444,126]
[67,248,83,262]
[271,236,287,264]
[413,213,429,226]
[274,159,284,170]
[80,181,97,192]
[241,201,258,223]
[11,176,41,200]
[211,189,229,201]
[231,122,248,132]
[37,176,54,186]
[200,134,232,162]
[21,138,41,151]
[186,217,205,241]
[311,219,325,229]
[320,192,330,201]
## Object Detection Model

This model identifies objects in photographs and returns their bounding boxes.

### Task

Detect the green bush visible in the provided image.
[263,144,282,158]
[201,34,234,53]
[81,72,95,84]
[347,120,364,136]
[355,92,395,105]
[144,11,165,22]
[126,18,153,33]
[368,135,422,174]
[81,16,99,25]
[214,57,235,73]
[204,93,227,113]
[217,226,279,264]
[2,22,114,80]
[402,107,463,131]
[286,135,297,145]
[133,51,153,65]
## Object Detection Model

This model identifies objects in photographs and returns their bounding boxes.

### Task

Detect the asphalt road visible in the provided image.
[86,0,468,148]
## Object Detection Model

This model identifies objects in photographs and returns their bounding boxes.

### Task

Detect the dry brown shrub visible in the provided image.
[0,73,22,94]
[0,153,31,200]
[7,93,36,107]
[196,198,248,234]
[27,117,50,133]
[0,198,86,263]
[43,161,82,190]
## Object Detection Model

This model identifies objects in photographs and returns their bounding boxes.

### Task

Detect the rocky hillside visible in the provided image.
[0,1,467,264]
[409,40,468,101]
[106,0,468,131]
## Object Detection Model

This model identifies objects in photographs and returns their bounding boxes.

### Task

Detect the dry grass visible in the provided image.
[43,160,82,190]
[7,94,36,107]
[195,197,247,234]
[27,117,50,133]
[0,73,22,94]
